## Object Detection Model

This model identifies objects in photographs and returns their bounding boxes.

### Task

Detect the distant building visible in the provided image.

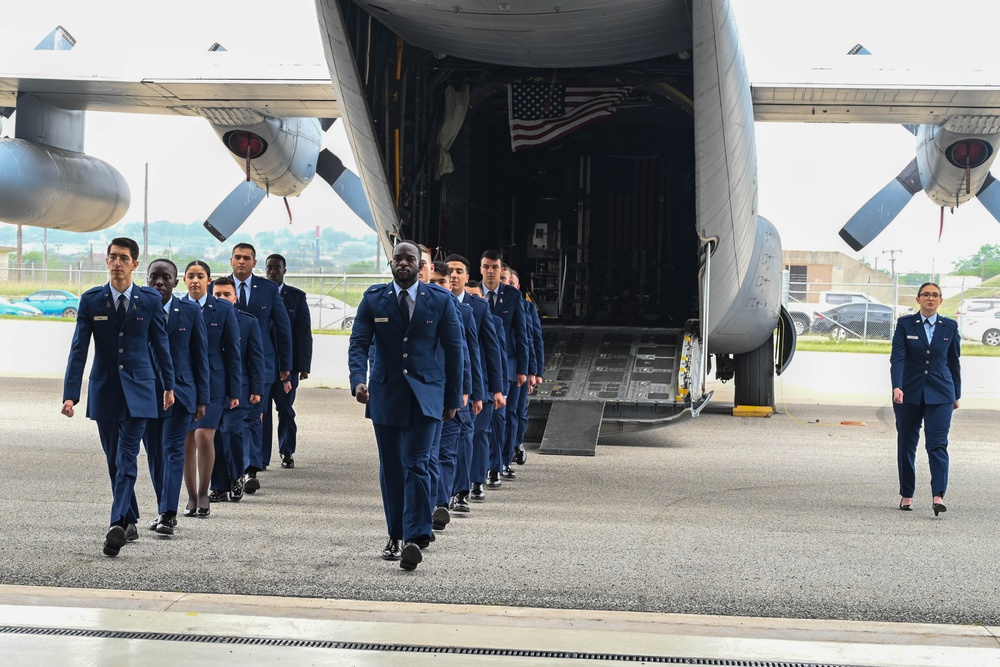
[783,250,900,305]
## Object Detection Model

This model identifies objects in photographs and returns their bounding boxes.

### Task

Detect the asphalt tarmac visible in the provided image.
[2,375,999,627]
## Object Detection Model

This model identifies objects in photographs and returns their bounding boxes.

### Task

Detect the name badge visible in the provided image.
[375,317,389,323]
[907,335,918,340]
[94,316,108,321]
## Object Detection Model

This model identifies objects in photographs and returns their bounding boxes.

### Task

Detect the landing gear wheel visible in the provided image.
[734,333,774,408]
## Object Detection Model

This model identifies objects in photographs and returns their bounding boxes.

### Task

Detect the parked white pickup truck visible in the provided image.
[786,291,885,336]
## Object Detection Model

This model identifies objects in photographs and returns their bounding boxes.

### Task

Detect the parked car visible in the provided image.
[13,289,80,317]
[959,307,1000,346]
[0,296,43,317]
[305,293,357,330]
[812,303,895,341]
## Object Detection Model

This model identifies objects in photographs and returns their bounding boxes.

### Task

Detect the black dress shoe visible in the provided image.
[103,525,127,557]
[513,446,527,465]
[281,455,295,469]
[470,483,485,501]
[244,472,260,494]
[381,538,401,561]
[155,513,175,535]
[485,471,502,489]
[208,489,228,503]
[449,494,471,514]
[400,542,423,571]
[148,519,159,531]
[410,533,434,549]
[229,478,244,502]
[124,523,138,542]
[500,465,516,480]
[432,506,450,531]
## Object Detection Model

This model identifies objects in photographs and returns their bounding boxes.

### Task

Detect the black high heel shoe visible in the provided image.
[899,499,913,511]
[933,501,947,516]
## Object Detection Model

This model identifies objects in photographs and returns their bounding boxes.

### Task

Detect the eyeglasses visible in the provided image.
[919,292,941,298]
[107,254,133,265]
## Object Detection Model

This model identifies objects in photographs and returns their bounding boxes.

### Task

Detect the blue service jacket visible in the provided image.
[279,283,313,373]
[890,313,961,405]
[529,301,545,376]
[464,293,504,396]
[197,295,242,402]
[63,283,174,420]
[235,310,267,405]
[492,312,509,387]
[151,296,210,416]
[459,301,483,401]
[348,282,464,426]
[229,274,292,382]
[487,283,529,379]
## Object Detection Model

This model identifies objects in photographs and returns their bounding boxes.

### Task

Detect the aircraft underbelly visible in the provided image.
[347,0,691,68]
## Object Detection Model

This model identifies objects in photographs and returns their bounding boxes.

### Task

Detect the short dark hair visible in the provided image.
[445,253,470,271]
[108,237,139,260]
[481,249,502,262]
[148,258,178,276]
[509,268,519,279]
[265,253,286,268]
[467,280,480,288]
[184,260,211,279]
[432,260,448,276]
[232,242,256,259]
[213,276,236,288]
[918,282,941,294]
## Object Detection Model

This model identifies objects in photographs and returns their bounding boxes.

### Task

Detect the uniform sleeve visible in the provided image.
[149,298,175,392]
[512,292,529,376]
[889,317,906,391]
[465,311,484,401]
[63,295,93,404]
[295,291,313,373]
[271,284,293,373]
[532,308,545,376]
[440,296,465,410]
[247,318,267,397]
[223,304,242,400]
[948,321,961,400]
[479,306,504,394]
[191,306,211,405]
[348,292,376,394]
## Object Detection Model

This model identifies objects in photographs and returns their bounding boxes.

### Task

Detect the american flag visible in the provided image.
[508,83,632,152]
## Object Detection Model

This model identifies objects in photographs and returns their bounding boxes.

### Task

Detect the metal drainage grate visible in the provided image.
[0,626,862,666]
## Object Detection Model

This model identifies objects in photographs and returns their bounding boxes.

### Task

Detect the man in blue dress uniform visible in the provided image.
[349,241,464,571]
[62,237,175,557]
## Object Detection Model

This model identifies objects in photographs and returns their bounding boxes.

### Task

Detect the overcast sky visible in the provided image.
[4,0,1000,272]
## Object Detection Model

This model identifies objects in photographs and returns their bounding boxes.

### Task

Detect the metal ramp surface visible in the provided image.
[529,325,695,446]
[538,401,605,456]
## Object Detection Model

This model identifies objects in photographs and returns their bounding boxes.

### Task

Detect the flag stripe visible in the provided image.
[508,83,632,151]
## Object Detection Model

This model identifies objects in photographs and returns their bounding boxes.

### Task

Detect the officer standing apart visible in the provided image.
[228,243,292,492]
[62,237,175,557]
[349,241,464,571]
[264,254,313,470]
[891,282,961,516]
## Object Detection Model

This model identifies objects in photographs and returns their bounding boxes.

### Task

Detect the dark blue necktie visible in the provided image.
[238,282,248,311]
[116,294,127,324]
[398,290,411,329]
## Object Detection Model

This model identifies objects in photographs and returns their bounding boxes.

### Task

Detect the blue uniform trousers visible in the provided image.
[516,381,530,446]
[488,395,509,473]
[212,406,247,491]
[96,418,147,526]
[470,404,494,484]
[244,387,267,473]
[501,382,522,468]
[373,412,437,542]
[894,401,953,498]
[427,420,445,509]
[143,409,192,514]
[452,406,479,496]
[263,374,298,463]
[436,405,470,507]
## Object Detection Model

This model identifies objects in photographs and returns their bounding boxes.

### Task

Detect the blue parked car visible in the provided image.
[0,296,42,317]
[13,289,80,317]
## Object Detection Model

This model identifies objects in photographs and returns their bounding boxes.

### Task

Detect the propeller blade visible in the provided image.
[839,159,922,251]
[203,180,266,242]
[34,26,76,51]
[975,172,1000,224]
[316,148,376,231]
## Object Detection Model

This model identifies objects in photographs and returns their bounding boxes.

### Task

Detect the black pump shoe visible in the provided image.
[933,502,947,516]
[899,499,913,511]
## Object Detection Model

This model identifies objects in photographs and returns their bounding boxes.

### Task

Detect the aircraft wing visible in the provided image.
[751,68,1000,124]
[0,53,338,118]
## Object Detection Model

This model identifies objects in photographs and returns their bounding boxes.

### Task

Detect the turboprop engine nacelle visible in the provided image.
[0,138,130,232]
[208,114,321,197]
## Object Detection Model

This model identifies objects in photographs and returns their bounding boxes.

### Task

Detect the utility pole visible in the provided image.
[883,249,902,313]
[143,162,149,270]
